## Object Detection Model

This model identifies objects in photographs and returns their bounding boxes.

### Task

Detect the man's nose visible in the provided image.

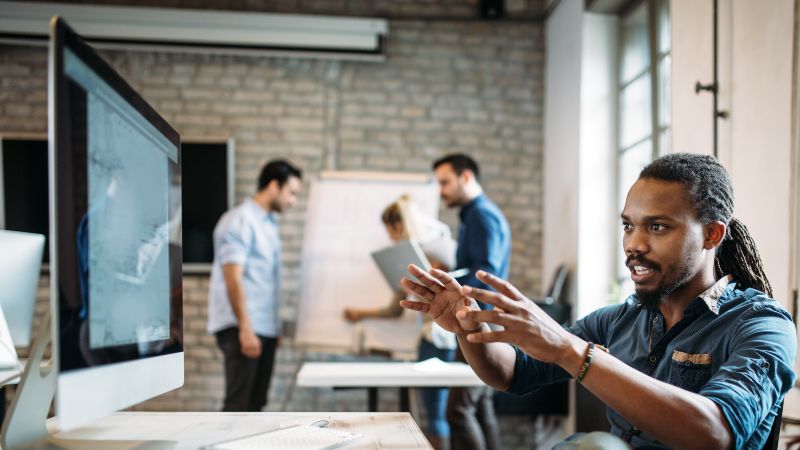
[624,229,649,256]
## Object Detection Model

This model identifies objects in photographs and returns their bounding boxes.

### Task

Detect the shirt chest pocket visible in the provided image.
[667,350,714,393]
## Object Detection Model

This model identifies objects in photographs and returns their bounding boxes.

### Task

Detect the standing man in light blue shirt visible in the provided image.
[207,160,302,412]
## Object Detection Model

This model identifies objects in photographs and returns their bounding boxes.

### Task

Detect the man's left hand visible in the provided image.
[457,270,584,369]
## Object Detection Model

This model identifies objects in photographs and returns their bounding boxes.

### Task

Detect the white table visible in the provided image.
[45,411,431,449]
[297,361,485,412]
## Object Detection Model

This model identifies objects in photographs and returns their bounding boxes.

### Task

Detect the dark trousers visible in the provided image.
[447,346,502,450]
[215,327,278,412]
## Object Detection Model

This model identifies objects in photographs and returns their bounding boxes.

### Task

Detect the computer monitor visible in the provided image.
[49,16,183,430]
[0,230,45,348]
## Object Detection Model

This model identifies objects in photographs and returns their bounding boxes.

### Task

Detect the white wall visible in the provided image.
[670,0,714,156]
[671,0,795,306]
[577,13,618,319]
[719,0,795,306]
[543,0,583,314]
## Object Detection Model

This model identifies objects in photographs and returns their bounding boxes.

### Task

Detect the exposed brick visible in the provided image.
[0,18,546,449]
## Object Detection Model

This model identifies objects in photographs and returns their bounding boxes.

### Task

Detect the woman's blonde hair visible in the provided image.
[381,194,427,241]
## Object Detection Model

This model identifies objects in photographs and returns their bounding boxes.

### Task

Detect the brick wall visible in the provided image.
[1,19,552,448]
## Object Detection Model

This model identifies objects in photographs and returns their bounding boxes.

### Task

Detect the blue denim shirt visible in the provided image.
[455,194,510,310]
[509,277,797,449]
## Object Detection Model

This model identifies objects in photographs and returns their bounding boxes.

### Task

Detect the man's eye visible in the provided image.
[650,224,667,231]
[622,223,632,231]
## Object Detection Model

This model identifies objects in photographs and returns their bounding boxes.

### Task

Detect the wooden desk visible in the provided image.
[46,411,431,449]
[297,361,485,412]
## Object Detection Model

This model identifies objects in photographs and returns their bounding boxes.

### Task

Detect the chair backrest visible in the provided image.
[544,264,569,304]
[762,401,784,450]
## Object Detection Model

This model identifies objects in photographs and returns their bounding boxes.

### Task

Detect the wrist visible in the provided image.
[561,337,589,378]
[456,322,488,337]
[570,341,609,382]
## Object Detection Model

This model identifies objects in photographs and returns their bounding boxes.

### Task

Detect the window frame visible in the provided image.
[614,0,672,295]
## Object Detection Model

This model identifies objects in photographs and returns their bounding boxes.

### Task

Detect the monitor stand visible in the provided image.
[0,315,176,450]
[1,313,57,450]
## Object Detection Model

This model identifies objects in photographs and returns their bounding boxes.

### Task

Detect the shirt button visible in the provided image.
[649,355,657,363]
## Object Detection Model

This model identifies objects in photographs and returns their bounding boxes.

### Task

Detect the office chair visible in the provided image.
[535,264,570,325]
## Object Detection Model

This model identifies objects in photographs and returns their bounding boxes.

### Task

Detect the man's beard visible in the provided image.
[269,199,284,213]
[630,257,696,310]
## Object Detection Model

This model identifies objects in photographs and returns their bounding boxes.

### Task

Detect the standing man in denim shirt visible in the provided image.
[432,154,510,450]
[207,160,302,412]
[402,153,796,449]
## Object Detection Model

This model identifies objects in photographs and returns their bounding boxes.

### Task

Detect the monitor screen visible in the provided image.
[50,17,183,430]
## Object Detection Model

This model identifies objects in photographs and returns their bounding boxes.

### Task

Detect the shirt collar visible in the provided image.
[697,274,733,315]
[245,198,276,223]
[459,194,485,222]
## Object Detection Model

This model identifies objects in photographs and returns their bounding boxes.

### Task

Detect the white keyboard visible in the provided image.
[201,424,363,450]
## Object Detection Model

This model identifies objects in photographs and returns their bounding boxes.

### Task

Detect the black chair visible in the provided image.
[493,264,571,416]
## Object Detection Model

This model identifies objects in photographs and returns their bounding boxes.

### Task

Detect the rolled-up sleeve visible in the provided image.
[700,303,797,449]
[216,218,251,266]
[508,346,571,395]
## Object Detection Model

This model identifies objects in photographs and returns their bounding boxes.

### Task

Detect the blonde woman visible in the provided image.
[343,194,456,450]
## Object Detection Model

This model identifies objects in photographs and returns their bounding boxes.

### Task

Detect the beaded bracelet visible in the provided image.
[575,342,608,383]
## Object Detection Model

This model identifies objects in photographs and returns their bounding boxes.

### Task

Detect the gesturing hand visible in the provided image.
[399,264,483,335]
[457,270,583,366]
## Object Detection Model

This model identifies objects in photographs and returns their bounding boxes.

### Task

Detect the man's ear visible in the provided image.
[461,169,474,184]
[704,221,726,250]
[267,179,282,193]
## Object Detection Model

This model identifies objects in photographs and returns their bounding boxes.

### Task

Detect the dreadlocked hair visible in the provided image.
[639,153,773,296]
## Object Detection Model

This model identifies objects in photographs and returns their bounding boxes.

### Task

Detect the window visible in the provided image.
[0,136,234,270]
[181,140,234,270]
[615,0,671,297]
[0,137,49,262]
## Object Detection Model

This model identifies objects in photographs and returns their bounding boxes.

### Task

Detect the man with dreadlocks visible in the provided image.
[399,153,796,449]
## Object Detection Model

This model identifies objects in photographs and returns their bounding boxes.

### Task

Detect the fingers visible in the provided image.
[457,309,520,328]
[453,304,481,332]
[460,285,521,314]
[427,268,463,291]
[464,329,513,345]
[401,277,435,301]
[400,299,430,313]
[407,264,445,294]
[475,271,525,301]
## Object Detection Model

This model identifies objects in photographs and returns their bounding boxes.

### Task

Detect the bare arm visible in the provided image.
[222,263,261,359]
[344,291,405,322]
[454,323,517,390]
[463,271,732,450]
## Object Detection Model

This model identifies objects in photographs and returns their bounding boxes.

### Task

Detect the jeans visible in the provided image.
[418,338,456,437]
[447,346,502,450]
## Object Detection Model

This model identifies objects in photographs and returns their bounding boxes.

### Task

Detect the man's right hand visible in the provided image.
[399,264,482,335]
[239,327,262,359]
